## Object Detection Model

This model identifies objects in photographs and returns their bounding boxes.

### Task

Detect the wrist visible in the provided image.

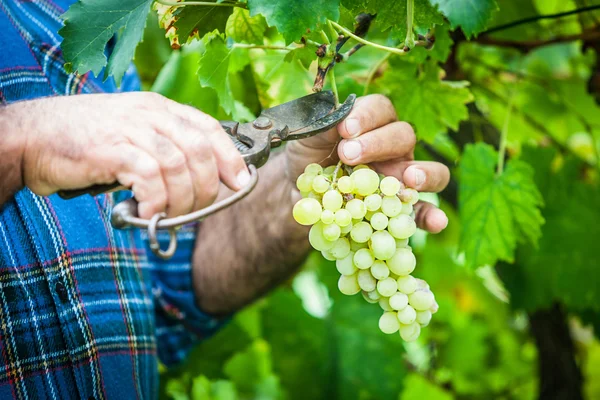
[0,104,27,204]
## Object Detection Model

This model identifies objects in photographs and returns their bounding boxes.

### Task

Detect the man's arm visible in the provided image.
[0,106,26,206]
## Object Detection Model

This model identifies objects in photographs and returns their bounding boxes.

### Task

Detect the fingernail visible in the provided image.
[345,118,361,137]
[343,140,362,160]
[414,168,426,186]
[237,169,250,187]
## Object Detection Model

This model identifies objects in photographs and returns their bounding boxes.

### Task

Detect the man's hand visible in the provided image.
[285,94,450,234]
[1,92,249,218]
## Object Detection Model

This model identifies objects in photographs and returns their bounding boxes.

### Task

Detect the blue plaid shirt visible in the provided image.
[0,1,227,398]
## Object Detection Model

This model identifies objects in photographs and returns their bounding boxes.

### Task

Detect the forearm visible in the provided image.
[192,153,310,315]
[0,104,27,207]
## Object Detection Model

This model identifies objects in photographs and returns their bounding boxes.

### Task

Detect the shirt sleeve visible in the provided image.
[144,223,231,366]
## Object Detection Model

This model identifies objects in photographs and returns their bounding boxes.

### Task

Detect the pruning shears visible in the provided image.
[58,91,356,259]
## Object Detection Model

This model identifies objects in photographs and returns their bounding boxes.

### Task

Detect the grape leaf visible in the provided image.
[400,374,454,400]
[430,0,499,38]
[59,0,153,85]
[226,7,267,44]
[173,5,233,44]
[284,46,317,69]
[377,59,473,142]
[459,143,544,269]
[247,0,340,44]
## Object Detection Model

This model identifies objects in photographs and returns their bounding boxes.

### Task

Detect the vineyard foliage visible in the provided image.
[59,0,600,398]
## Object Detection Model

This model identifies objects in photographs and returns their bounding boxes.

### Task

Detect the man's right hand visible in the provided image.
[1,92,249,218]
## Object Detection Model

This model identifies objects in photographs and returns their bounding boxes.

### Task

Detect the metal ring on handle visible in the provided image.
[147,212,178,259]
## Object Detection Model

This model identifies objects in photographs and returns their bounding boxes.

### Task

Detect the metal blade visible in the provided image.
[259,91,336,132]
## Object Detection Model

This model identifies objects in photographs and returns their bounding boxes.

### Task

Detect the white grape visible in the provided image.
[337,176,354,193]
[340,222,353,235]
[399,322,421,342]
[321,209,335,224]
[430,300,439,314]
[377,277,398,297]
[379,297,393,311]
[363,289,381,302]
[336,252,357,275]
[388,214,417,239]
[330,237,351,259]
[308,222,335,251]
[334,209,352,227]
[364,210,376,221]
[338,274,360,295]
[380,176,401,196]
[364,194,382,211]
[305,163,323,175]
[312,175,330,193]
[351,168,379,196]
[353,248,374,269]
[350,221,373,243]
[381,195,402,217]
[400,188,419,205]
[389,292,409,310]
[370,260,390,280]
[292,198,322,225]
[370,212,388,231]
[416,310,432,327]
[362,291,379,304]
[322,190,343,211]
[323,223,341,241]
[397,305,417,324]
[415,278,429,291]
[370,230,396,260]
[396,275,417,294]
[357,269,377,292]
[307,191,322,201]
[379,312,400,334]
[386,248,416,276]
[346,199,367,220]
[350,239,367,252]
[409,290,435,311]
[296,173,315,192]
[321,250,336,261]
[395,238,409,248]
[400,202,413,215]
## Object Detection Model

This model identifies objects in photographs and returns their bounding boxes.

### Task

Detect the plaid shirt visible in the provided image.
[0,1,227,398]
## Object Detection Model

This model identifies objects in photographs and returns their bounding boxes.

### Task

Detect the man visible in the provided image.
[0,0,450,398]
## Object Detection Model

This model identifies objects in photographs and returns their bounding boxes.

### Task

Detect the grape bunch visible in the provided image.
[292,163,438,341]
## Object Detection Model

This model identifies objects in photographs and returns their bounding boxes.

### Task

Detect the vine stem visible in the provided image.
[328,68,340,108]
[154,0,246,7]
[328,21,407,56]
[496,89,517,176]
[363,53,390,96]
[405,0,415,48]
[232,43,292,51]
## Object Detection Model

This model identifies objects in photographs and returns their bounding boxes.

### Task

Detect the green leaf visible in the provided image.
[226,7,267,44]
[173,4,233,44]
[400,374,455,400]
[284,46,317,69]
[430,0,499,38]
[247,0,340,44]
[378,59,473,142]
[59,0,153,85]
[459,143,544,269]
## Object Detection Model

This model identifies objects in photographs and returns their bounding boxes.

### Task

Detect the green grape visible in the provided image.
[430,300,439,314]
[364,210,376,221]
[396,275,417,294]
[379,297,393,311]
[409,290,435,311]
[381,195,402,217]
[334,209,352,227]
[321,250,336,261]
[340,221,353,235]
[364,194,382,211]
[323,165,343,178]
[361,291,379,304]
[338,273,360,295]
[380,176,401,196]
[321,209,335,224]
[387,248,416,276]
[399,321,421,342]
[377,277,398,297]
[308,222,335,251]
[388,214,417,239]
[370,260,390,280]
[379,312,400,334]
[397,304,416,324]
[337,176,354,193]
[416,310,432,327]
[346,199,367,219]
[312,175,330,193]
[322,190,343,211]
[323,223,341,241]
[370,212,388,231]
[395,238,409,248]
[350,221,373,243]
[353,248,374,269]
[353,164,370,170]
[336,252,357,275]
[401,202,413,215]
[400,188,419,205]
[350,239,367,252]
[389,292,409,310]
[351,168,380,196]
[293,198,322,225]
[357,269,377,291]
[415,278,430,291]
[296,173,315,192]
[370,230,396,260]
[305,163,323,175]
[330,237,351,259]
[363,289,381,302]
[307,191,322,201]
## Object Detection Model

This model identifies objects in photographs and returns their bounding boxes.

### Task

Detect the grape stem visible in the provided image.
[331,161,344,185]
[154,0,246,8]
[328,21,407,56]
[363,53,390,96]
[328,68,340,108]
[232,43,292,51]
[405,0,415,49]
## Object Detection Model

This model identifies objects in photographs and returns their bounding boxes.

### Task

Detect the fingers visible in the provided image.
[337,94,397,139]
[338,121,416,166]
[373,160,450,193]
[413,201,449,234]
